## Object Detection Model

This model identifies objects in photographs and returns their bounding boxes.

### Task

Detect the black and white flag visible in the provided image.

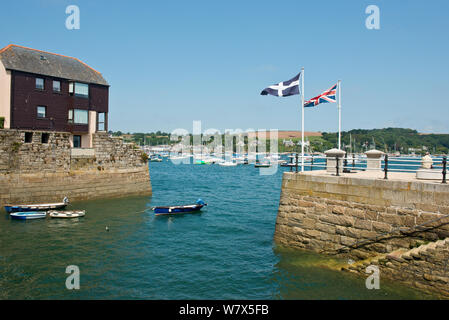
[260,72,301,97]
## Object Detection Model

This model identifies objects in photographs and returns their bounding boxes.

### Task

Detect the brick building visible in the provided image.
[0,44,109,148]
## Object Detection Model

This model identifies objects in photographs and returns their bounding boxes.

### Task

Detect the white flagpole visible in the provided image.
[338,80,342,150]
[301,67,305,172]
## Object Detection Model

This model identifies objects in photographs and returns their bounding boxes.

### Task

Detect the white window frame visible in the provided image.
[37,106,46,118]
[74,82,89,98]
[97,113,105,131]
[68,109,88,125]
[53,80,61,92]
[36,78,44,90]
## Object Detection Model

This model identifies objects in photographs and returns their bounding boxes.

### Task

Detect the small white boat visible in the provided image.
[219,161,237,167]
[254,162,271,168]
[48,210,86,219]
[149,155,163,162]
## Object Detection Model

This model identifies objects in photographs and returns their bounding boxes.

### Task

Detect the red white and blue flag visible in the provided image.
[304,83,337,108]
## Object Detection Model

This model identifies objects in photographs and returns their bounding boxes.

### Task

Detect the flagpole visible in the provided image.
[338,79,341,150]
[301,67,305,172]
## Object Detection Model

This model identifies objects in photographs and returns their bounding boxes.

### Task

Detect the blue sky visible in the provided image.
[1,0,448,133]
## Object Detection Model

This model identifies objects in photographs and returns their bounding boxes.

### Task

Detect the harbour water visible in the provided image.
[0,160,435,299]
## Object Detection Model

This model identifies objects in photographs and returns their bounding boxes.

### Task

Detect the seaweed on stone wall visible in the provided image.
[11,142,22,152]
[140,152,148,163]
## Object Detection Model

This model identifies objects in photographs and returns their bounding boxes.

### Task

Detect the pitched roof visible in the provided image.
[0,44,109,86]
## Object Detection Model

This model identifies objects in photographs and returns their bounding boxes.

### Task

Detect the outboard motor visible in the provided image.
[196,199,206,206]
[63,197,69,204]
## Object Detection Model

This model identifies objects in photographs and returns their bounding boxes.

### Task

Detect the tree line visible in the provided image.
[109,128,449,155]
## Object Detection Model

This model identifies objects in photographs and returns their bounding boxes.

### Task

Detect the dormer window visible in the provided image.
[36,78,44,90]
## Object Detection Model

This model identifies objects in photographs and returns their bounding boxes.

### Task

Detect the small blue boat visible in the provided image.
[153,199,207,216]
[10,212,47,220]
[4,197,69,213]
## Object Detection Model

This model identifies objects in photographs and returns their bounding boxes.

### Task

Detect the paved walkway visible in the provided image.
[288,169,446,184]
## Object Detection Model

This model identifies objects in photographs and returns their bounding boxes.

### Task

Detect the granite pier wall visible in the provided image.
[0,129,151,206]
[274,171,449,298]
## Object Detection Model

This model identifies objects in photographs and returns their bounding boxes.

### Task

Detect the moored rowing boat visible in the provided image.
[48,210,86,219]
[153,199,207,216]
[4,197,69,213]
[10,212,47,220]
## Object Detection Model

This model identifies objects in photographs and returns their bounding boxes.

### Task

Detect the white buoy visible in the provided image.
[106,226,109,231]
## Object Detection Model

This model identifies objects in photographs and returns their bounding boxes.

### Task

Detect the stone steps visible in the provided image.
[343,237,449,273]
[386,248,407,262]
[387,238,449,262]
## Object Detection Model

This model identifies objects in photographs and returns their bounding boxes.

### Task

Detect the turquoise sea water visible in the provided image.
[0,161,435,299]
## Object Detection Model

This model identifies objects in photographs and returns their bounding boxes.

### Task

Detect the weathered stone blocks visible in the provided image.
[0,129,151,206]
[275,171,449,298]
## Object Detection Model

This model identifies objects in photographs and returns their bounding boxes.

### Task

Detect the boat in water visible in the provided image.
[195,159,207,165]
[149,155,163,162]
[10,212,47,220]
[48,210,86,219]
[153,199,207,216]
[219,161,237,167]
[280,162,297,167]
[254,161,271,168]
[4,197,69,213]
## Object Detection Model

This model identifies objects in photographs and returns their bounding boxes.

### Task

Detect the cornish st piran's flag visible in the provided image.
[304,84,337,107]
[260,72,301,97]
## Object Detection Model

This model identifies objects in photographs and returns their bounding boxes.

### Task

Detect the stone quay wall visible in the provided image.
[0,129,71,173]
[0,129,151,206]
[342,238,449,298]
[274,171,449,298]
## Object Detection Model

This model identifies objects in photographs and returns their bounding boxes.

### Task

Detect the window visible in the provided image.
[36,78,44,90]
[74,110,88,124]
[73,135,81,148]
[74,82,88,98]
[37,106,46,118]
[24,132,33,143]
[69,82,88,97]
[53,81,61,92]
[98,113,105,131]
[68,109,88,124]
[41,133,49,144]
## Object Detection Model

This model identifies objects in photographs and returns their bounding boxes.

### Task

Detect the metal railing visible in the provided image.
[287,153,448,184]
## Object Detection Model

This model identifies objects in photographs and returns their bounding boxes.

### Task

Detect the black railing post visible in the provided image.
[310,155,314,171]
[384,154,389,180]
[343,152,350,173]
[295,153,298,173]
[443,156,447,184]
[289,153,293,172]
[352,153,356,168]
[336,156,340,176]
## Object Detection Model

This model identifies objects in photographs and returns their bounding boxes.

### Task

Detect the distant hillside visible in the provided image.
[248,131,322,139]
[322,128,449,154]
[110,128,449,155]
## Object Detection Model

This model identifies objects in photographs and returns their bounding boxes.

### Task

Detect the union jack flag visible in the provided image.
[304,83,337,108]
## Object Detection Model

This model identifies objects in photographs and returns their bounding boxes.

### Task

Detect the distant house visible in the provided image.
[0,44,109,148]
